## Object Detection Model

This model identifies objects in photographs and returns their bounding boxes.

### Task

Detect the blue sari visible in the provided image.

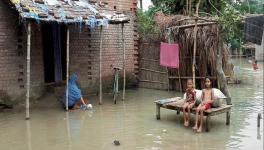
[63,74,82,107]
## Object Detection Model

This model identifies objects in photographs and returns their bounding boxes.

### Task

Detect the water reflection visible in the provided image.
[257,127,261,140]
[65,112,72,150]
[26,120,32,150]
[0,58,262,150]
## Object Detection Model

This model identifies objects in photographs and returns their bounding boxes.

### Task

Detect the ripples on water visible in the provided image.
[0,58,263,150]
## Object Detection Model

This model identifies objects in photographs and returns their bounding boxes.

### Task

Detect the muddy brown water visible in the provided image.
[0,58,263,150]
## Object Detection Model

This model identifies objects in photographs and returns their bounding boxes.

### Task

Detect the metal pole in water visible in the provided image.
[257,113,262,128]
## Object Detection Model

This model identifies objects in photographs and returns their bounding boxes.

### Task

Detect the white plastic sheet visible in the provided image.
[183,88,226,101]
[74,0,98,14]
[44,0,58,5]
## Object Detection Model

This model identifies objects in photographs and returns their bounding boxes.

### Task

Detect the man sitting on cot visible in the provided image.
[62,73,89,110]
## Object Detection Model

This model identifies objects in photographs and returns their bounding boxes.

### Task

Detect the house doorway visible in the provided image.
[41,24,67,83]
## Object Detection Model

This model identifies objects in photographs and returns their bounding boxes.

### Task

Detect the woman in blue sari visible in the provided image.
[63,73,88,109]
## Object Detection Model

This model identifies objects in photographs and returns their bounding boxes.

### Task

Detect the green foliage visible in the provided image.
[144,0,263,50]
[151,0,186,14]
[136,10,160,37]
[213,1,243,49]
[233,0,264,14]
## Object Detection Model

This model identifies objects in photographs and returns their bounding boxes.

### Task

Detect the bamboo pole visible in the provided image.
[167,22,216,30]
[122,23,126,100]
[177,69,182,93]
[166,67,170,91]
[66,27,70,111]
[192,0,201,88]
[169,76,218,79]
[26,22,31,120]
[189,0,192,14]
[139,80,167,84]
[140,68,167,74]
[99,25,103,104]
[139,0,143,10]
[192,20,197,87]
[186,0,189,15]
[167,30,172,91]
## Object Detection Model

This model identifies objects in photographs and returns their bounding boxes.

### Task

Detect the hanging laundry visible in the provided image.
[160,42,180,68]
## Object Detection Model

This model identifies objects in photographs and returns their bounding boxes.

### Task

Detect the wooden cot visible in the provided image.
[154,97,232,132]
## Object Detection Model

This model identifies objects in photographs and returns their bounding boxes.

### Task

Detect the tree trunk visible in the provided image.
[217,30,231,99]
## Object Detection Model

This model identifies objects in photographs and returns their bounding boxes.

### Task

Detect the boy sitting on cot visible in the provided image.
[182,79,196,127]
[193,77,214,133]
[62,73,89,110]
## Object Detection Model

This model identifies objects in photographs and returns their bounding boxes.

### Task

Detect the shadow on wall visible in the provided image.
[0,90,13,108]
[0,84,46,107]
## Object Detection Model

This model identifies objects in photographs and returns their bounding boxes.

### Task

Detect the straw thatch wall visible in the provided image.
[138,39,168,90]
[138,12,234,92]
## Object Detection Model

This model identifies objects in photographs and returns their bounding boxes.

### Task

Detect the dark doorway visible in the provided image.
[42,24,67,83]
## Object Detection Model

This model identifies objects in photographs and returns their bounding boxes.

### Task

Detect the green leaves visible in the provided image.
[212,1,243,49]
[137,10,160,37]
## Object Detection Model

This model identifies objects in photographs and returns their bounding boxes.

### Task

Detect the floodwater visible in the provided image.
[0,58,263,150]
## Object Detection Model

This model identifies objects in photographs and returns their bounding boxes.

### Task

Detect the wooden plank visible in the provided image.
[169,76,217,79]
[140,68,167,74]
[141,58,159,62]
[139,80,167,84]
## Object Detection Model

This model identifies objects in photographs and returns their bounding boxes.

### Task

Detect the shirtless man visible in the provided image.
[192,77,214,133]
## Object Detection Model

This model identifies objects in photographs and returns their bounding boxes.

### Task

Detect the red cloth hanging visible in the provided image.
[160,42,180,68]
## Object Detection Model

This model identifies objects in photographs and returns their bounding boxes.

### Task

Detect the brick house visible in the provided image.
[0,0,138,105]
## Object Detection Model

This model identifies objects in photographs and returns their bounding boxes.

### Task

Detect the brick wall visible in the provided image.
[0,1,45,103]
[69,12,138,94]
[69,0,139,94]
[0,0,138,103]
[102,0,137,11]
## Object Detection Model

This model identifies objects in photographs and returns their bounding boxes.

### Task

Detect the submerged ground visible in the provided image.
[0,58,263,150]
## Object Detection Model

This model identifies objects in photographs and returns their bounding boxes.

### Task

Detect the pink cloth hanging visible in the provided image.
[160,42,180,68]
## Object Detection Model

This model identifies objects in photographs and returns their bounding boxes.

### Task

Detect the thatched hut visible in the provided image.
[139,12,233,96]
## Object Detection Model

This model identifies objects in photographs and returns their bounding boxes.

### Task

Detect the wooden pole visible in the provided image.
[186,0,189,15]
[26,22,31,120]
[168,22,216,30]
[192,21,197,87]
[139,0,143,10]
[216,27,231,100]
[122,23,126,100]
[177,69,182,93]
[99,25,103,104]
[66,27,70,111]
[192,0,201,88]
[257,113,262,128]
[189,0,192,14]
[166,67,170,91]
